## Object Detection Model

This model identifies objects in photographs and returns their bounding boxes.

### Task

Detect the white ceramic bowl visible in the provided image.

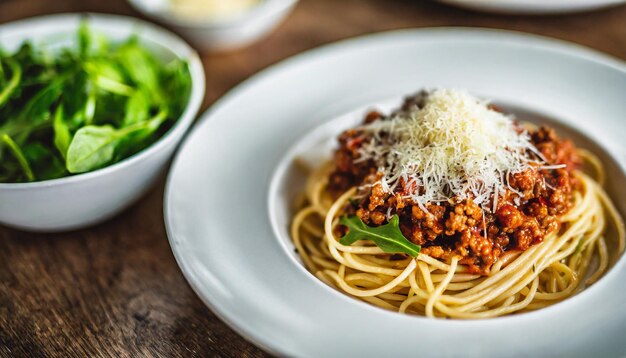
[0,13,205,232]
[127,0,298,51]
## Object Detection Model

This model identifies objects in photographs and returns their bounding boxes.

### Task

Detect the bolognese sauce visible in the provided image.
[328,94,581,274]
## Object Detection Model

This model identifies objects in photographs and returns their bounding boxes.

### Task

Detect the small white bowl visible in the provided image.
[0,13,205,232]
[128,0,299,51]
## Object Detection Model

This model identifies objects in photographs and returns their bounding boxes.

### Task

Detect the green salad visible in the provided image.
[0,22,192,183]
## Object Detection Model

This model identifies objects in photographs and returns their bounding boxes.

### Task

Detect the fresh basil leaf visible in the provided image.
[339,215,421,257]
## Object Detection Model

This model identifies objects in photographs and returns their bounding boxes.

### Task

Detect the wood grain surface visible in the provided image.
[0,0,624,356]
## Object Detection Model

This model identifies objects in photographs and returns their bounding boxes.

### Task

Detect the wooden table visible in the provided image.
[1,0,624,356]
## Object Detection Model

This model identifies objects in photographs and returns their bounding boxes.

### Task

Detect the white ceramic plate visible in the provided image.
[165,28,626,357]
[437,0,626,14]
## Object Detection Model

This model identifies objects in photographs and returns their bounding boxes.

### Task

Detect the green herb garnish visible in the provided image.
[339,215,421,257]
[0,21,192,182]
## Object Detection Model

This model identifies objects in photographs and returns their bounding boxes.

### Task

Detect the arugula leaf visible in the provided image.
[116,38,161,99]
[0,58,5,85]
[53,105,71,159]
[2,134,35,181]
[66,109,168,173]
[113,108,168,161]
[84,60,134,96]
[83,88,96,125]
[0,57,21,108]
[162,60,191,116]
[78,20,91,58]
[128,107,168,141]
[123,89,149,126]
[66,125,120,173]
[19,78,63,126]
[59,70,89,126]
[339,215,421,257]
[22,142,66,180]
[90,92,126,127]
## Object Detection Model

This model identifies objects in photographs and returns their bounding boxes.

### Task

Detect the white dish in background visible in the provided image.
[438,0,626,14]
[0,13,205,232]
[128,0,299,52]
[164,28,626,357]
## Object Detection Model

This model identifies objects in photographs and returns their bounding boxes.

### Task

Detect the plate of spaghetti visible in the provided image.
[165,28,626,356]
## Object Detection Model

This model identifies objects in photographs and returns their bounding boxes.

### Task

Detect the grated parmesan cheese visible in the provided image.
[356,89,546,212]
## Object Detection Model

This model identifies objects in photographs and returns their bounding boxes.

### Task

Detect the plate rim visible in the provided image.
[437,0,626,14]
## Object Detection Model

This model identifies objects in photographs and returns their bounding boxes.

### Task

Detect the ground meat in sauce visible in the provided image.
[328,94,581,274]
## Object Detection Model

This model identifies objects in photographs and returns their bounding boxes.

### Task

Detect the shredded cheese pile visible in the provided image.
[356,89,545,211]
